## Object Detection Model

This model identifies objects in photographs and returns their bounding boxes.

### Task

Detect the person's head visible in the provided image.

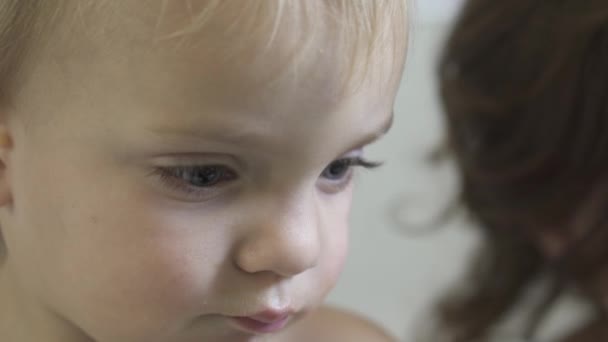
[0,1,407,341]
[436,1,608,341]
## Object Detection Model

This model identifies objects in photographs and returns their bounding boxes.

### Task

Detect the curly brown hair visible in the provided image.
[435,1,608,341]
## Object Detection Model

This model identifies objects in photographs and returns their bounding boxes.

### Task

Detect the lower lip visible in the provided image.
[230,315,290,334]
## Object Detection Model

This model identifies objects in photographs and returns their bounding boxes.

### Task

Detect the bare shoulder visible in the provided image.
[286,305,397,342]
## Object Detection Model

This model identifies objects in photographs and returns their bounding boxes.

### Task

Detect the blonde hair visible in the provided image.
[0,1,46,103]
[0,0,407,105]
[156,0,408,93]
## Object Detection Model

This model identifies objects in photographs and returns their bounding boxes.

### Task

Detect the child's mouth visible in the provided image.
[228,309,292,334]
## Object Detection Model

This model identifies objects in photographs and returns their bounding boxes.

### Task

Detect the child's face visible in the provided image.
[0,3,402,342]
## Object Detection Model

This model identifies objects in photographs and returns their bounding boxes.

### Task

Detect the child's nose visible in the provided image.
[234,196,321,278]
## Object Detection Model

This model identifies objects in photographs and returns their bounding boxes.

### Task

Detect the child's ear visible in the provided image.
[0,125,13,207]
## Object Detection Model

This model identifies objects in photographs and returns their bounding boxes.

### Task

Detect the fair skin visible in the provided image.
[282,306,397,341]
[0,2,403,342]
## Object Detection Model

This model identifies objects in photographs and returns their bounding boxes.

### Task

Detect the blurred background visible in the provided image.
[325,0,475,340]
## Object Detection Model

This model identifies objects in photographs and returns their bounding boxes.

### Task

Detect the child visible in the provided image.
[0,1,407,341]
[432,0,608,341]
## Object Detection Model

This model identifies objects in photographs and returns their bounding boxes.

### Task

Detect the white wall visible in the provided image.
[414,0,464,25]
[325,3,477,340]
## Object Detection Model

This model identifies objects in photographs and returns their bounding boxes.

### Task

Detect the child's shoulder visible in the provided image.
[284,305,396,342]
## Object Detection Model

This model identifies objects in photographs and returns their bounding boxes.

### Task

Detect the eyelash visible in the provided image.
[152,157,381,201]
[318,157,382,193]
[151,164,237,201]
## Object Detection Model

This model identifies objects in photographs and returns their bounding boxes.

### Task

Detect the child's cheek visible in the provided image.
[308,187,352,304]
[326,216,350,286]
[58,204,229,337]
[330,185,353,274]
[109,215,228,313]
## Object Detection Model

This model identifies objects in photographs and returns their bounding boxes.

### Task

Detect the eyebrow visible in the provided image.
[146,110,394,151]
[354,110,394,148]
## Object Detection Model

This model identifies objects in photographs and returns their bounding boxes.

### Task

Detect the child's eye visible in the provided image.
[321,159,353,180]
[164,165,236,187]
[152,165,238,201]
[319,157,381,193]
